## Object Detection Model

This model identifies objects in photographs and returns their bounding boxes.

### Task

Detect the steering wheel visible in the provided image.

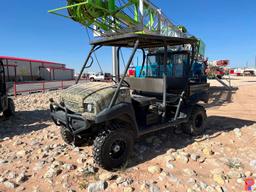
[111,77,130,88]
[121,79,130,88]
[111,77,118,84]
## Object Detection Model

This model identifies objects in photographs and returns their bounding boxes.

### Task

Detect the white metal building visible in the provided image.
[0,56,74,81]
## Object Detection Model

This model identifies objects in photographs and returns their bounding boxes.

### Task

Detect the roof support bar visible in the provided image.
[162,44,168,117]
[109,40,140,108]
[76,45,101,84]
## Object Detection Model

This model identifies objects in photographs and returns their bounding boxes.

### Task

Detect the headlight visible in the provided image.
[84,103,94,113]
[87,104,93,112]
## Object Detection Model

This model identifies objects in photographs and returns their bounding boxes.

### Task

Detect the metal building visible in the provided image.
[0,56,74,81]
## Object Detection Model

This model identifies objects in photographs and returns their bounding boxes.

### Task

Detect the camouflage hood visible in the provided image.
[62,82,115,103]
[61,82,118,116]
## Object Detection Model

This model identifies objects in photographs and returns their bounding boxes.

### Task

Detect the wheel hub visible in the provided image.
[110,140,126,159]
[113,144,121,153]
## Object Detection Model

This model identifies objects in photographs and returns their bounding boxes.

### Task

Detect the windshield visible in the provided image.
[145,52,189,78]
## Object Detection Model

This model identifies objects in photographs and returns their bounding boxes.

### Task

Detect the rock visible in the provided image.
[87,181,106,192]
[16,186,26,191]
[116,177,125,185]
[167,173,180,184]
[77,165,97,176]
[16,173,28,184]
[110,183,118,189]
[166,148,176,155]
[67,190,76,192]
[213,174,225,186]
[0,177,7,183]
[198,157,206,163]
[140,183,149,191]
[202,147,214,156]
[7,171,17,179]
[17,150,27,157]
[116,177,133,186]
[177,152,190,163]
[166,160,175,169]
[99,172,114,181]
[148,165,162,174]
[187,178,196,185]
[44,167,62,179]
[166,155,176,161]
[236,178,244,184]
[0,159,8,164]
[50,160,64,169]
[122,178,134,187]
[226,158,242,169]
[250,160,256,169]
[4,181,17,189]
[183,169,197,177]
[123,187,134,192]
[199,181,208,189]
[190,153,200,161]
[205,186,215,192]
[3,137,10,141]
[227,170,241,179]
[31,140,40,146]
[215,186,225,192]
[234,128,242,138]
[33,161,45,171]
[149,183,160,192]
[77,157,87,164]
[63,164,76,171]
[73,147,80,152]
[245,171,252,177]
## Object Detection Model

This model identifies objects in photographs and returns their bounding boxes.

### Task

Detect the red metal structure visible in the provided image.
[0,56,74,81]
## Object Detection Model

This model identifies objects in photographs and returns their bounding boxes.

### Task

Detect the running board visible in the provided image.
[138,118,188,136]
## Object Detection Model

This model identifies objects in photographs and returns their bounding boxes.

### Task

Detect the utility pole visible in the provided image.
[112,47,119,81]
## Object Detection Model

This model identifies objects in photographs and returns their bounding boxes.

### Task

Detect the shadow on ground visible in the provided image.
[128,115,255,168]
[0,109,51,139]
[203,86,238,109]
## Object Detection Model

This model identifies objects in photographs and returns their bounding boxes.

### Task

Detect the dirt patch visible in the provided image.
[0,78,255,192]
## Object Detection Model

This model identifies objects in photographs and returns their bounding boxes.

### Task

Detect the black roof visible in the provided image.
[90,33,197,48]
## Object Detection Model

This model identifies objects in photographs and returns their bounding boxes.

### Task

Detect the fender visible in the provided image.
[95,102,139,137]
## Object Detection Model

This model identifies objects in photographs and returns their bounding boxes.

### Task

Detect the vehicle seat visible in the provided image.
[131,94,156,107]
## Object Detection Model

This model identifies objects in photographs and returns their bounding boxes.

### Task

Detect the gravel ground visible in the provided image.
[0,77,256,192]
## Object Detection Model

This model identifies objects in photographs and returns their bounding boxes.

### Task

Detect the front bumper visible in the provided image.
[50,100,90,135]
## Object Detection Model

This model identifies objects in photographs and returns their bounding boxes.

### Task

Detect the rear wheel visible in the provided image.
[182,105,207,136]
[93,126,134,170]
[3,98,15,118]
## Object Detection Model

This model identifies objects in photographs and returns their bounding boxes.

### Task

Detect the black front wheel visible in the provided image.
[60,127,88,146]
[3,98,15,118]
[182,105,207,136]
[93,127,134,170]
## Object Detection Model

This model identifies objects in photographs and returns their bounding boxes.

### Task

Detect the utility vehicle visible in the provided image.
[50,34,209,170]
[0,60,15,118]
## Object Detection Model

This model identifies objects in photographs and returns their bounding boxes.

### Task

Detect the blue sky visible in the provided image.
[0,0,256,73]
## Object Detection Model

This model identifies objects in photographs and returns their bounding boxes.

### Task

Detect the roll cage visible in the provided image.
[76,34,198,109]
